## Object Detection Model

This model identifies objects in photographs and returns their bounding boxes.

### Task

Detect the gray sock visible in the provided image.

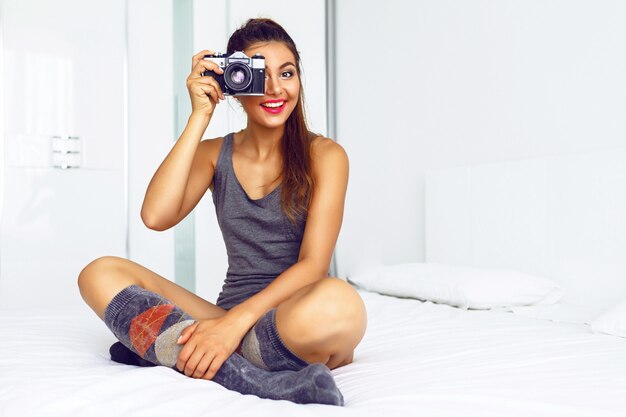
[103,285,344,405]
[240,308,309,371]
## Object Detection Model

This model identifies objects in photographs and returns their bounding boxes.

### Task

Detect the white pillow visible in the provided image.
[590,299,626,338]
[347,262,563,310]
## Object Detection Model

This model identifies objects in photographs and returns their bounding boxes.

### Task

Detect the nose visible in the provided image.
[265,75,282,96]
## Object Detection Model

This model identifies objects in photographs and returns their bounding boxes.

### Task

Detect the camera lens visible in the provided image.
[224,63,253,92]
[230,69,246,85]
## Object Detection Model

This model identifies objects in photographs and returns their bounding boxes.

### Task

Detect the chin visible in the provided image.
[254,110,295,129]
[259,119,288,130]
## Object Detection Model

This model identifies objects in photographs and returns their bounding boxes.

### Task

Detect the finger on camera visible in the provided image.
[188,58,221,79]
[198,76,225,100]
[190,60,224,79]
[208,90,221,104]
[188,75,213,86]
[207,79,225,100]
[198,85,220,104]
[192,49,215,68]
[200,59,224,75]
[190,78,224,100]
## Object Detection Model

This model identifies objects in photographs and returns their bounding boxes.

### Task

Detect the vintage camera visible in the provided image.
[202,51,265,96]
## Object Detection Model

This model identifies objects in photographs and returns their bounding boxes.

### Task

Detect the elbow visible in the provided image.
[140,209,170,232]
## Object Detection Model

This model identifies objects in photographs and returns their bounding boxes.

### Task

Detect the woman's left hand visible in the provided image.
[175,314,248,380]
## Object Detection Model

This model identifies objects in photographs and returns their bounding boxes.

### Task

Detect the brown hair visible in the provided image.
[227,18,314,224]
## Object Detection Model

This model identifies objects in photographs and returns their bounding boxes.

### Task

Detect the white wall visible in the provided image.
[334,0,626,278]
[425,149,626,309]
[127,0,176,280]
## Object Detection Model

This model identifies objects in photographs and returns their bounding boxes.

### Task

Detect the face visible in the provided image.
[237,41,300,130]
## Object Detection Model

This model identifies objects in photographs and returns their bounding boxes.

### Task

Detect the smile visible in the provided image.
[260,100,286,114]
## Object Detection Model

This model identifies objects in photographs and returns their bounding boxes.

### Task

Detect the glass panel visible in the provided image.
[172,0,195,292]
[0,0,127,307]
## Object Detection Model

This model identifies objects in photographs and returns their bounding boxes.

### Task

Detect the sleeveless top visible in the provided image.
[212,132,307,310]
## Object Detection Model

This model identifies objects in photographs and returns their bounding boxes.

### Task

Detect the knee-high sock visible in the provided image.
[103,285,344,406]
[240,308,310,371]
[112,307,309,372]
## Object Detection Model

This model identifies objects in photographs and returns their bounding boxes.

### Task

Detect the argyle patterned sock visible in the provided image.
[240,308,309,371]
[103,285,194,367]
[103,285,344,405]
[111,308,310,372]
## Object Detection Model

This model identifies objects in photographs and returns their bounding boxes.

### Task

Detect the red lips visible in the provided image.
[260,99,286,114]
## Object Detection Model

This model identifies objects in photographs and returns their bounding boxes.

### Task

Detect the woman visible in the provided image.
[78,18,366,406]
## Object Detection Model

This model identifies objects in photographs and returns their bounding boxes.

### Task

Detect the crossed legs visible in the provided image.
[77,256,367,372]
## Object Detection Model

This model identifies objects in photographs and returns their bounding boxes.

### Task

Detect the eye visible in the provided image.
[281,71,294,79]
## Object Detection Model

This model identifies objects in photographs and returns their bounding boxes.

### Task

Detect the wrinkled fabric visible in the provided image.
[103,285,343,405]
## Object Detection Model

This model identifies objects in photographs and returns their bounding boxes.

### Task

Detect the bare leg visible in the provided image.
[274,277,367,370]
[77,255,227,321]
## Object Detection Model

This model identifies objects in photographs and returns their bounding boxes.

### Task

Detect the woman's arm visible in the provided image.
[229,137,350,328]
[141,115,211,231]
[141,50,225,231]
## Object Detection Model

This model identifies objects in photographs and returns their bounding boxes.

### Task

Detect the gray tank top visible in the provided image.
[212,132,306,310]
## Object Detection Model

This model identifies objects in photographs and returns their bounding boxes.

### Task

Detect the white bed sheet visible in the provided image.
[507,302,606,325]
[2,290,626,417]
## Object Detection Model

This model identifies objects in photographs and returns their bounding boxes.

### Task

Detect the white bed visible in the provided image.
[3,148,626,416]
[1,289,626,417]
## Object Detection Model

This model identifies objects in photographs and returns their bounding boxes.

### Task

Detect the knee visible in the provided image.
[77,255,126,293]
[317,278,366,323]
[291,278,367,343]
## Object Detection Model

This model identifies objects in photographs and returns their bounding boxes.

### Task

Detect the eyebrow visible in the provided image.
[265,61,297,73]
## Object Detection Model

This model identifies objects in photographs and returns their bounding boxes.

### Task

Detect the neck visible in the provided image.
[241,123,285,160]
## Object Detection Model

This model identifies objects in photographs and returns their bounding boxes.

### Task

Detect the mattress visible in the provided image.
[2,289,626,417]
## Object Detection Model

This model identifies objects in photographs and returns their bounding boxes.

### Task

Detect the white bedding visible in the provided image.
[2,289,626,417]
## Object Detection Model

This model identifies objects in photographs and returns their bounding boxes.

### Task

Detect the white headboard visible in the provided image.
[425,147,626,310]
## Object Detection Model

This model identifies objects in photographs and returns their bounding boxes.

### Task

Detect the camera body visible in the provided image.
[202,51,265,96]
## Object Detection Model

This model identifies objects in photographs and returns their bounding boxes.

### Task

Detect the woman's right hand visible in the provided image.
[186,49,226,118]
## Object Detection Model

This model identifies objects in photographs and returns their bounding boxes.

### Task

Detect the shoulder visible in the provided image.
[310,136,348,165]
[309,136,349,180]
